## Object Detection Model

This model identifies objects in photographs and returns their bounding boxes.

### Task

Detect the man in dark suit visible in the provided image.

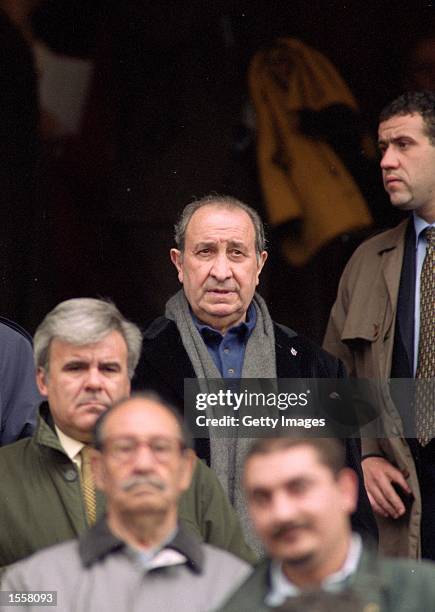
[134,194,376,544]
[324,91,435,559]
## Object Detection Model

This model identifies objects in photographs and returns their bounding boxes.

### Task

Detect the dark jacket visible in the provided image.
[218,547,435,612]
[134,318,347,407]
[134,316,377,542]
[0,403,254,568]
[0,318,40,445]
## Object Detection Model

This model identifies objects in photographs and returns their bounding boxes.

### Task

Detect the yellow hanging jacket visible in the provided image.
[249,38,374,266]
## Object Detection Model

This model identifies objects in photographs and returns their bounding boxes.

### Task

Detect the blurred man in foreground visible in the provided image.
[220,437,435,611]
[2,395,251,611]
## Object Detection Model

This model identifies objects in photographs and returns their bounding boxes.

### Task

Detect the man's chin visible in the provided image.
[78,403,108,416]
[271,539,317,567]
[121,498,168,516]
[388,195,414,210]
[201,302,243,319]
[282,550,316,567]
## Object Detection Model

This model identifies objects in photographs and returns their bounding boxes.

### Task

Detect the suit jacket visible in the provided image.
[134,315,377,542]
[323,219,420,557]
[218,546,435,612]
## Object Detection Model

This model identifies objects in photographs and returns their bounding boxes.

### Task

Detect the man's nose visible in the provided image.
[84,367,103,390]
[380,145,399,169]
[270,491,297,522]
[210,252,232,281]
[133,443,156,470]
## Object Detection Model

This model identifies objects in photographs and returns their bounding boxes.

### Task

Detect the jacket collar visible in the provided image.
[137,317,195,405]
[339,219,409,349]
[79,517,204,573]
[374,218,409,255]
[34,402,67,454]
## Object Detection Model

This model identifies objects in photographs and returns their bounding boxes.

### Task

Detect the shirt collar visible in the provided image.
[266,534,362,607]
[413,212,434,244]
[55,425,84,462]
[126,526,178,567]
[79,517,204,574]
[192,302,256,338]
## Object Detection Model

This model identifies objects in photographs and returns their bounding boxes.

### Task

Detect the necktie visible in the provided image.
[80,445,97,525]
[415,226,435,446]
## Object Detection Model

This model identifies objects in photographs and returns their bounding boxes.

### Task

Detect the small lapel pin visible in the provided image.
[290,347,297,356]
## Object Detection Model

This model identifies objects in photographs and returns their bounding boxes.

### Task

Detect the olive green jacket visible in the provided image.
[0,404,254,569]
[218,547,435,612]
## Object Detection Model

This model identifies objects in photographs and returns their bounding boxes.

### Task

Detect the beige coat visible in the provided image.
[324,219,421,558]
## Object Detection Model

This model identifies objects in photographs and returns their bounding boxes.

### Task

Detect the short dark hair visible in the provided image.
[245,437,346,476]
[93,391,194,451]
[174,194,267,257]
[379,90,435,144]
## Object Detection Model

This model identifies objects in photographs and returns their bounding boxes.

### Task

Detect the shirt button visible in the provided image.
[223,348,230,354]
[228,368,235,375]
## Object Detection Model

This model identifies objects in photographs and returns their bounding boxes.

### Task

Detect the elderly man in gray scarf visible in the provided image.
[134,194,376,552]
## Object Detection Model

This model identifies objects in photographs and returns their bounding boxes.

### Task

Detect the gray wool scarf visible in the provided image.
[165,290,276,553]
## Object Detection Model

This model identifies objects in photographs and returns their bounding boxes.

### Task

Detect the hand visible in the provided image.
[362,456,412,519]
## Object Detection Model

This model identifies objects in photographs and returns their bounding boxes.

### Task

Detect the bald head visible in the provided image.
[91,393,196,528]
[93,392,192,451]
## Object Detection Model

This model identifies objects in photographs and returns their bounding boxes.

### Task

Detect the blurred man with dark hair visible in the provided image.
[220,437,435,611]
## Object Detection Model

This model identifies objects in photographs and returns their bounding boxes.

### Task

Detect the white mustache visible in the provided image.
[121,475,166,492]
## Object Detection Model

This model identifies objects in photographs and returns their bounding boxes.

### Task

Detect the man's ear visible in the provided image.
[256,251,268,285]
[170,248,184,283]
[178,450,197,493]
[36,367,48,397]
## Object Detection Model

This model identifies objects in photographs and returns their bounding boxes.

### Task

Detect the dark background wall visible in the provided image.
[2,1,434,336]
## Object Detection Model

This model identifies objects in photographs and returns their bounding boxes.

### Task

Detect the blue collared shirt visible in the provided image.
[193,303,257,378]
[413,213,435,375]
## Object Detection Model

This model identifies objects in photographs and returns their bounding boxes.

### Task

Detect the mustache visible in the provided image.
[120,475,166,492]
[269,521,309,540]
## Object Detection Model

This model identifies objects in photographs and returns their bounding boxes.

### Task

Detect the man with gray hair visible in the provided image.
[134,195,376,547]
[0,297,253,569]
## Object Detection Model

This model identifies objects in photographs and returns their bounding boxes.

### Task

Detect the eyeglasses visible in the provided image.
[102,436,186,463]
